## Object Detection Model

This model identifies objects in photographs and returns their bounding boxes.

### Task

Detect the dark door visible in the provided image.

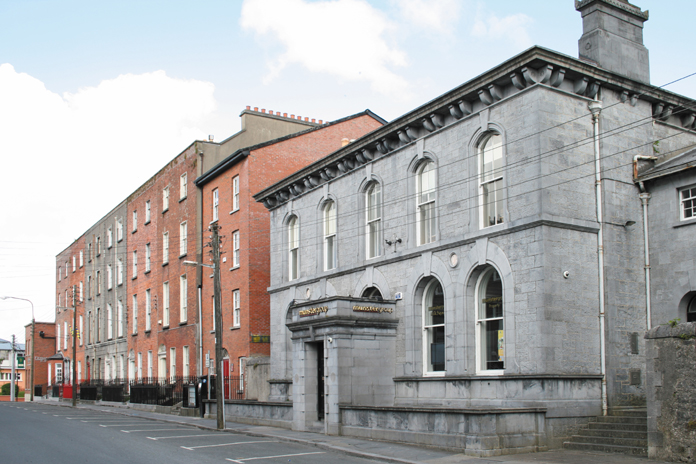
[317,343,324,421]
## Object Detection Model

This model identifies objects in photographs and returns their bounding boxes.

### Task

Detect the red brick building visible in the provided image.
[25,322,57,397]
[194,110,385,399]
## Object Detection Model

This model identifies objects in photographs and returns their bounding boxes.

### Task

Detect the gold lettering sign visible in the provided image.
[352,305,393,314]
[251,335,270,343]
[299,306,329,317]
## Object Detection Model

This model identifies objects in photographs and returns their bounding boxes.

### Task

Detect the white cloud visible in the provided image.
[240,0,409,97]
[472,12,533,49]
[0,64,218,341]
[397,0,461,33]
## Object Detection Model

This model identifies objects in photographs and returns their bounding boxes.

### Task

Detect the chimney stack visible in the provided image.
[576,0,650,83]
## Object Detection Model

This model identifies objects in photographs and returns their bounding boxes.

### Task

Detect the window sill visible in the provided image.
[230,326,240,331]
[179,321,187,326]
[117,238,123,243]
[179,253,187,259]
[229,265,240,271]
[108,245,112,250]
[132,333,137,336]
[229,209,239,215]
[210,330,216,334]
[144,270,151,275]
[423,372,446,378]
[162,208,169,214]
[163,325,169,330]
[132,229,137,234]
[179,196,187,203]
[132,276,137,280]
[674,218,696,228]
[145,330,151,334]
[145,220,150,226]
[162,262,169,267]
[210,219,219,225]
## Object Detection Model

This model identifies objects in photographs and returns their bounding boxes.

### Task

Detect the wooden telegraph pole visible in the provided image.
[211,223,225,430]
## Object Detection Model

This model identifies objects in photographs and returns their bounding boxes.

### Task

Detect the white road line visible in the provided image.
[123,428,190,433]
[100,423,146,427]
[225,452,325,463]
[181,440,276,451]
[81,419,141,422]
[147,433,222,440]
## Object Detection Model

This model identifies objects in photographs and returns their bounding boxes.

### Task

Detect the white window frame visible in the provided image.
[163,281,170,327]
[132,294,138,335]
[132,210,137,231]
[232,176,240,212]
[365,182,382,259]
[79,250,83,268]
[233,289,240,328]
[183,346,189,378]
[288,216,299,281]
[56,324,61,352]
[169,347,176,382]
[97,271,101,294]
[138,352,143,380]
[213,188,219,222]
[117,219,123,241]
[416,161,437,245]
[117,300,123,338]
[63,321,68,350]
[107,264,112,290]
[233,230,240,268]
[147,351,153,379]
[163,232,169,264]
[132,250,138,277]
[324,201,337,270]
[479,134,504,228]
[180,221,187,256]
[475,267,505,375]
[680,186,696,221]
[422,280,445,376]
[163,186,170,212]
[145,289,151,331]
[72,256,76,272]
[107,227,113,248]
[180,274,187,323]
[180,172,187,200]
[79,315,83,346]
[107,304,113,340]
[79,281,83,302]
[117,258,123,285]
[145,200,151,223]
[145,244,151,272]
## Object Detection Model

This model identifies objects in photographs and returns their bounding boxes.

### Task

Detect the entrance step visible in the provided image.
[563,408,647,456]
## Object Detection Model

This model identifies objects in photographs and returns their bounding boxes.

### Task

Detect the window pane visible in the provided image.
[424,281,445,373]
[481,135,503,182]
[482,319,504,370]
[325,202,336,235]
[478,268,504,371]
[418,162,435,204]
[425,282,444,326]
[368,222,381,258]
[326,235,335,269]
[427,326,445,372]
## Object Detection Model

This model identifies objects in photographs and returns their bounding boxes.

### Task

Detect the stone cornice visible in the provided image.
[575,0,649,20]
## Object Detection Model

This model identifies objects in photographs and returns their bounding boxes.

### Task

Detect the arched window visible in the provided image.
[417,161,436,245]
[688,294,696,322]
[323,201,336,270]
[476,267,504,372]
[362,286,383,301]
[366,183,382,259]
[288,216,299,280]
[479,134,504,227]
[423,280,445,374]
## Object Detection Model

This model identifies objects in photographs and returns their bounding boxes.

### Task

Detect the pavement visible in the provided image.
[33,398,671,464]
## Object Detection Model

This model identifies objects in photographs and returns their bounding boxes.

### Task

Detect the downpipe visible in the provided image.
[589,99,608,416]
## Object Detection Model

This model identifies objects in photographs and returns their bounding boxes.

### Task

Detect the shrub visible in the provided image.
[1,383,20,396]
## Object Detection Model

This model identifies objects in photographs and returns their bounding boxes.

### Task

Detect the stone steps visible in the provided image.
[563,408,647,456]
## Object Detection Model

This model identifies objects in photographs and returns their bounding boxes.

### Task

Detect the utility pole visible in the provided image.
[211,223,225,430]
[72,285,78,407]
[10,335,16,402]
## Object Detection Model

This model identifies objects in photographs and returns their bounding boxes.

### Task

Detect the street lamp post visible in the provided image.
[1,296,35,402]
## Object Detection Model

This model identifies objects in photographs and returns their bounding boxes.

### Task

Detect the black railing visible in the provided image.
[129,376,198,406]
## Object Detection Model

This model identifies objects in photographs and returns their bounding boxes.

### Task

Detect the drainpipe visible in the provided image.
[198,286,203,377]
[637,180,655,331]
[588,99,607,416]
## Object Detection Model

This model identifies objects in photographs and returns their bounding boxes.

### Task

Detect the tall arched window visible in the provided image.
[366,183,382,259]
[323,201,336,270]
[422,280,445,374]
[479,134,504,227]
[288,216,299,280]
[476,267,504,372]
[688,294,696,322]
[362,287,383,301]
[417,161,436,245]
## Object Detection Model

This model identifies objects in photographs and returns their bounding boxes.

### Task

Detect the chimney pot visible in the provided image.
[319,120,323,124]
[269,110,273,115]
[297,115,301,120]
[305,117,309,121]
[246,105,251,110]
[290,114,295,119]
[283,113,288,117]
[341,138,350,147]
[311,118,316,123]
[254,107,259,111]
[261,108,266,113]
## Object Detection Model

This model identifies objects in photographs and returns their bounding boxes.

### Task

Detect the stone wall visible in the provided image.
[645,322,696,462]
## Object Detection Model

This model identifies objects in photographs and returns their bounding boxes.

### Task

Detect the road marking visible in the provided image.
[181,440,276,451]
[147,433,222,440]
[225,452,325,463]
[100,423,146,427]
[81,419,140,422]
[123,428,190,433]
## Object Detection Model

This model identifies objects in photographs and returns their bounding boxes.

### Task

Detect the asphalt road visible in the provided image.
[0,403,381,464]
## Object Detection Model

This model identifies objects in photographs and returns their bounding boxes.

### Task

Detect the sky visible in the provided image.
[0,0,694,343]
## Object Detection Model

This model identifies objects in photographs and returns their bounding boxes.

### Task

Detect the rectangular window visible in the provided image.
[213,189,219,221]
[107,264,113,290]
[170,347,176,381]
[288,217,299,280]
[72,256,76,272]
[117,219,123,241]
[145,244,151,272]
[233,230,240,267]
[64,321,68,350]
[232,176,240,211]
[56,324,61,352]
[180,221,187,256]
[133,210,138,231]
[77,361,82,383]
[79,281,83,302]
[65,262,69,277]
[58,267,61,282]
[233,289,240,328]
[417,161,437,245]
[107,304,113,339]
[479,135,504,228]
[145,200,151,223]
[681,186,696,220]
[132,294,138,334]
[212,296,216,333]
[97,271,101,294]
[147,351,153,379]
[180,173,187,199]
[79,315,83,346]
[107,228,113,248]
[119,354,124,380]
[117,300,123,338]
[96,308,101,342]
[88,243,92,261]
[163,186,169,212]
[163,281,170,327]
[180,274,187,323]
[324,201,336,270]
[117,258,123,285]
[79,250,83,267]
[183,346,189,378]
[97,237,102,256]
[58,293,61,309]
[163,232,169,264]
[138,352,142,380]
[132,250,138,277]
[145,289,151,331]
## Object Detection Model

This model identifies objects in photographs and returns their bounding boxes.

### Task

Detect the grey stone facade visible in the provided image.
[253,0,696,455]
[84,201,129,381]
